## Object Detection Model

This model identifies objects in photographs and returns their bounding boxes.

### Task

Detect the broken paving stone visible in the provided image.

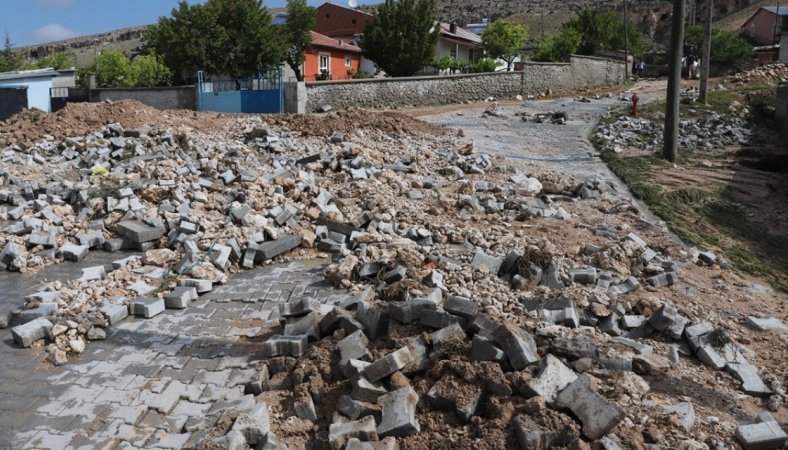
[632,353,671,375]
[444,295,477,319]
[662,402,696,432]
[570,268,597,285]
[164,286,198,309]
[337,395,380,421]
[101,304,128,325]
[430,322,466,347]
[746,316,787,332]
[377,386,420,437]
[116,220,165,243]
[345,438,398,450]
[727,363,773,397]
[294,394,318,422]
[263,334,308,358]
[337,330,371,366]
[513,414,575,450]
[736,421,787,450]
[177,278,213,293]
[556,375,623,440]
[328,416,378,450]
[493,323,539,370]
[11,317,53,347]
[389,300,437,324]
[60,242,89,262]
[521,354,578,404]
[364,347,414,382]
[470,336,506,362]
[129,297,165,318]
[470,249,504,274]
[647,271,678,288]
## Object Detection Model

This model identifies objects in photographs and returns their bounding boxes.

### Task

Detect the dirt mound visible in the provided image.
[0,99,229,148]
[267,108,450,137]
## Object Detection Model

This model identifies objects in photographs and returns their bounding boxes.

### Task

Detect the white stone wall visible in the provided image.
[305,55,624,112]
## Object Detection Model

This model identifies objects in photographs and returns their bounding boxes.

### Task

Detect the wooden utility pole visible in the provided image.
[663,0,686,162]
[624,0,629,81]
[699,0,712,104]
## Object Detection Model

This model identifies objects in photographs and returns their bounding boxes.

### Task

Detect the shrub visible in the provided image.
[684,25,753,64]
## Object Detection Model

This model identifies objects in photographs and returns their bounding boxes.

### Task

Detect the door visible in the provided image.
[0,87,28,121]
[319,52,331,79]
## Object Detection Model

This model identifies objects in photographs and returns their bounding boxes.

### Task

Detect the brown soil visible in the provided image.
[0,99,230,148]
[266,108,450,137]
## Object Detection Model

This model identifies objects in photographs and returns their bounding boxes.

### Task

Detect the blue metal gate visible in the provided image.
[197,67,283,114]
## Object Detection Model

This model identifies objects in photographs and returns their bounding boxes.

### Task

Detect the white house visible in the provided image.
[0,68,58,118]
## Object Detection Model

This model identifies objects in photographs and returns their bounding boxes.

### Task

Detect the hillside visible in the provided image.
[434,0,766,42]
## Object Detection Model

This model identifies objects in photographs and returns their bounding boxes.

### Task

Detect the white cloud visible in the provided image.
[31,24,79,43]
[34,0,77,5]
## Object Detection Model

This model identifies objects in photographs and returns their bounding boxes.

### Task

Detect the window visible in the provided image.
[352,18,357,25]
[319,53,331,76]
[345,55,352,67]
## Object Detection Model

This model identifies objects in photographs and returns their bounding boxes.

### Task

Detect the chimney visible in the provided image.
[450,23,457,33]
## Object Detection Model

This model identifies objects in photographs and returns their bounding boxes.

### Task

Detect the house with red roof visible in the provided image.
[303,31,362,81]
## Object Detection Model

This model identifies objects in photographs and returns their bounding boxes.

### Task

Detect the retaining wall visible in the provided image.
[305,55,624,112]
[91,86,197,110]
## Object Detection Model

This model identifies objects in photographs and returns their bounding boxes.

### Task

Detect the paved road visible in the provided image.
[418,93,665,224]
[0,258,339,449]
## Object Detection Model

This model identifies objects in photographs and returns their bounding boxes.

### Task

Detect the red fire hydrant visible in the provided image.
[631,92,640,117]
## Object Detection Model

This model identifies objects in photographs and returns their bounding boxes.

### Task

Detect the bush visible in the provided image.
[131,54,172,87]
[685,26,753,64]
[95,49,135,88]
[472,58,498,73]
[94,49,172,87]
[565,10,644,58]
[432,55,454,71]
[347,69,371,79]
[531,28,581,62]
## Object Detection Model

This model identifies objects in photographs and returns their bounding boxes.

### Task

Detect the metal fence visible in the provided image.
[197,68,284,114]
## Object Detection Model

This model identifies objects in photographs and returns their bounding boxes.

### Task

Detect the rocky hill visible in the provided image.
[435,0,765,41]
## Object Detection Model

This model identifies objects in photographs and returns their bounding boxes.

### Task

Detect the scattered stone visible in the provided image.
[556,375,623,440]
[377,386,420,437]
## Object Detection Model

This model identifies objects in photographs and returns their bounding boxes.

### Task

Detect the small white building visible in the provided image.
[0,68,58,114]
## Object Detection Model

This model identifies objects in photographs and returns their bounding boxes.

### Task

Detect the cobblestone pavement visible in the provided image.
[422,97,629,184]
[0,258,336,450]
[420,94,664,224]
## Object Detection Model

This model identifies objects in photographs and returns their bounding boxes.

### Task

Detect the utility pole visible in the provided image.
[624,0,629,81]
[663,0,686,162]
[699,0,712,104]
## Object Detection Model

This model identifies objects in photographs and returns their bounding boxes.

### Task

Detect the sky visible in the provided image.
[2,0,381,47]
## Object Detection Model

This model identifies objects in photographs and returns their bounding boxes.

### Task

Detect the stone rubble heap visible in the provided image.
[595,112,752,153]
[1,110,785,449]
[728,63,788,85]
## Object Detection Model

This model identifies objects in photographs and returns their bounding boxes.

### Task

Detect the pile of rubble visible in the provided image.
[1,101,786,449]
[727,64,788,85]
[594,112,752,153]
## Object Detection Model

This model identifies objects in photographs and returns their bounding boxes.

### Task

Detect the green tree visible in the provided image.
[131,54,172,87]
[30,52,73,70]
[95,49,135,87]
[685,25,753,64]
[531,28,582,62]
[284,0,315,82]
[564,10,643,57]
[0,32,21,73]
[146,0,285,83]
[481,19,527,71]
[360,0,440,77]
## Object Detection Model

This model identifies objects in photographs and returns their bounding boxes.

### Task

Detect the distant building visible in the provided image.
[435,22,482,62]
[741,6,788,46]
[314,2,373,38]
[0,68,58,119]
[304,31,362,81]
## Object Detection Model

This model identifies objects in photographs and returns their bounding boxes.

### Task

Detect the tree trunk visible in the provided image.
[699,0,712,104]
[663,0,686,163]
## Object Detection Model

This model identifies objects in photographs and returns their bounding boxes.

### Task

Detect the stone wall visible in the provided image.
[305,55,624,112]
[91,86,197,111]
